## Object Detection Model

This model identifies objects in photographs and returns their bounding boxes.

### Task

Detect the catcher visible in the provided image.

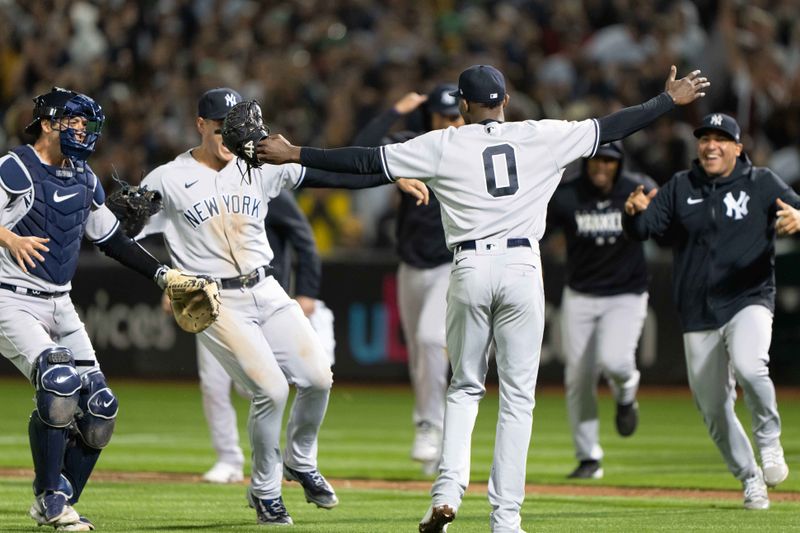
[135,88,427,527]
[0,86,216,533]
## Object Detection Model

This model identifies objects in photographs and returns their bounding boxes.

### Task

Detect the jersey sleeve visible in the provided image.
[260,163,307,198]
[85,204,121,243]
[136,167,168,239]
[379,129,445,181]
[536,119,600,169]
[760,168,800,212]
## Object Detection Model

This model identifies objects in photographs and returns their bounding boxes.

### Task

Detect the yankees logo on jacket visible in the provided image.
[622,154,800,331]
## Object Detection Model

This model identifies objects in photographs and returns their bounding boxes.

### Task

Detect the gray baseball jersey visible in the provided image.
[139,151,332,500]
[381,119,599,247]
[380,118,598,532]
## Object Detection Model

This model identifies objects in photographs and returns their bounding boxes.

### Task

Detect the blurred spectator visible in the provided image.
[0,0,798,253]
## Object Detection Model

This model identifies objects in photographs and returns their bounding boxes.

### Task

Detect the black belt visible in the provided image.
[218,265,273,290]
[454,238,531,253]
[0,283,68,299]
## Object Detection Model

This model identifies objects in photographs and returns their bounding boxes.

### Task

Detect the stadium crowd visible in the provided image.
[1,0,798,251]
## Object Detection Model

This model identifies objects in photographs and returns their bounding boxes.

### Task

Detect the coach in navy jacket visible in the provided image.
[622,116,800,333]
[622,112,800,509]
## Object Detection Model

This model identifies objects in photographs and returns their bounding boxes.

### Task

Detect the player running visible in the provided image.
[0,88,199,532]
[546,142,657,479]
[256,64,708,533]
[137,88,426,526]
[623,113,800,510]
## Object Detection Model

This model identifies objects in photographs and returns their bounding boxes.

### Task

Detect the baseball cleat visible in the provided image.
[202,461,244,484]
[760,443,789,488]
[742,469,770,510]
[567,460,604,479]
[56,515,95,531]
[247,489,293,525]
[615,401,639,437]
[283,465,338,509]
[29,491,80,527]
[411,422,442,463]
[419,504,455,533]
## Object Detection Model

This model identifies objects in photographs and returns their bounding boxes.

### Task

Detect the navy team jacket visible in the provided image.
[622,155,800,332]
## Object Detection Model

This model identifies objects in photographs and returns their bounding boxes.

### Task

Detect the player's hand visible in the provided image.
[256,134,301,165]
[393,92,428,115]
[624,185,657,215]
[160,291,172,315]
[775,198,800,236]
[295,295,316,317]
[4,234,49,273]
[665,65,710,105]
[396,178,429,206]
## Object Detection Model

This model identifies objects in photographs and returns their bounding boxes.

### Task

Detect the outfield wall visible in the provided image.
[2,250,799,385]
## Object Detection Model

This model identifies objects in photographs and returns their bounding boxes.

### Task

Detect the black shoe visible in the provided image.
[567,460,604,479]
[247,490,293,525]
[615,401,639,437]
[284,465,339,509]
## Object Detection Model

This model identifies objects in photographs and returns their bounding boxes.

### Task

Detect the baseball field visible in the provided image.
[1,379,797,532]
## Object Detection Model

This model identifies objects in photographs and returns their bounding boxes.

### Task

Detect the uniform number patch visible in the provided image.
[483,144,519,198]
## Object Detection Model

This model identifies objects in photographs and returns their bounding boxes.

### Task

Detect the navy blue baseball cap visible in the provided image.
[198,88,242,119]
[427,84,460,115]
[693,113,741,142]
[449,65,506,104]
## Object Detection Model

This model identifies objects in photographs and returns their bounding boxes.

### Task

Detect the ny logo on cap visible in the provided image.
[710,114,723,126]
[225,93,238,107]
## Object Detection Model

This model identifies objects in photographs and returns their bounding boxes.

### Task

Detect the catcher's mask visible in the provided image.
[25,87,104,162]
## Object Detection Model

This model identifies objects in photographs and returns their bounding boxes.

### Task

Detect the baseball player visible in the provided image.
[0,87,193,532]
[623,113,799,510]
[256,64,709,533]
[546,142,657,479]
[138,88,426,525]
[197,189,335,485]
[351,84,464,474]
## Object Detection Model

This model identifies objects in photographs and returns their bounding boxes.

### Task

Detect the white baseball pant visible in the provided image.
[397,261,450,432]
[197,298,336,471]
[683,305,782,480]
[431,240,544,533]
[0,292,97,379]
[197,277,333,500]
[560,287,647,461]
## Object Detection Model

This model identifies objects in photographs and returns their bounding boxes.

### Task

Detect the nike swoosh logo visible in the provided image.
[455,257,467,265]
[185,180,199,188]
[53,191,79,203]
[687,197,704,205]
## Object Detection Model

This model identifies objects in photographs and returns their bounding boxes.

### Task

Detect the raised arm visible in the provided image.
[597,66,709,144]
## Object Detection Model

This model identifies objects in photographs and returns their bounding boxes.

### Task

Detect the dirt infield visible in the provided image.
[1,468,798,502]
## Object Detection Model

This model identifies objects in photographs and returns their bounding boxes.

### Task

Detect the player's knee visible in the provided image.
[75,369,118,449]
[252,379,290,406]
[33,347,81,427]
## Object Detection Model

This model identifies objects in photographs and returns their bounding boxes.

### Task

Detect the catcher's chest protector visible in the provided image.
[10,145,95,285]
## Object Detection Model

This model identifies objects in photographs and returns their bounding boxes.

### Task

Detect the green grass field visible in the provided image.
[1,378,798,532]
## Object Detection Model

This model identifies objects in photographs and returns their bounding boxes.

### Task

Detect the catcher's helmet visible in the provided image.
[25,87,104,161]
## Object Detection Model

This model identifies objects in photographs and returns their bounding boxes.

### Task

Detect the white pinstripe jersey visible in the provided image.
[139,151,306,278]
[380,119,599,248]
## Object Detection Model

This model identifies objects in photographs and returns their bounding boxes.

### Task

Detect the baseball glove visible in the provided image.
[106,174,163,238]
[163,269,220,334]
[221,100,270,172]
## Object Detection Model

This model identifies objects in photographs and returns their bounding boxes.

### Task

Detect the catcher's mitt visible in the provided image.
[222,100,269,174]
[106,173,163,238]
[163,269,220,334]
